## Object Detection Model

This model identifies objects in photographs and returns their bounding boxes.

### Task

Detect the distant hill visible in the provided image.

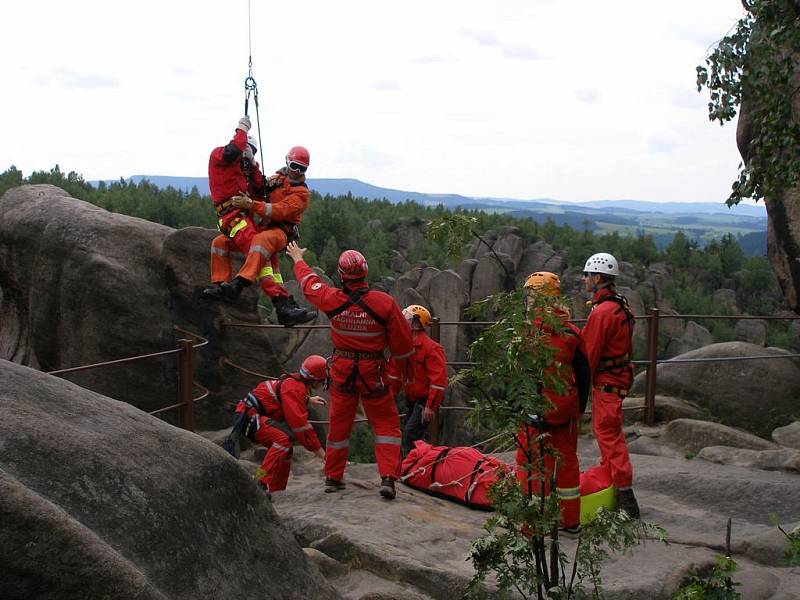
[90,175,767,253]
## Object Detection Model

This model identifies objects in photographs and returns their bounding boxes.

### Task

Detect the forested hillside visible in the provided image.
[1,165,789,346]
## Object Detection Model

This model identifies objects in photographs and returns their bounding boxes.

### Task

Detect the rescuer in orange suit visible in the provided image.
[580,252,640,518]
[201,115,316,327]
[515,272,590,534]
[387,305,448,454]
[233,355,328,496]
[286,241,415,500]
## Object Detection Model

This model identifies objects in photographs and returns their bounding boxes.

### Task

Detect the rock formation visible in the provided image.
[0,359,339,600]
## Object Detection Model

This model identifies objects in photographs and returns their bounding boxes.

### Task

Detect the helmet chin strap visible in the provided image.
[589,274,614,294]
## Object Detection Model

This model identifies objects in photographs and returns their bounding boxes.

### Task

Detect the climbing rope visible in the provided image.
[244,0,265,160]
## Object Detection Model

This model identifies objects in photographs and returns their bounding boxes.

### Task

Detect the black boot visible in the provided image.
[273,295,317,327]
[202,277,249,304]
[615,488,641,519]
[379,477,396,500]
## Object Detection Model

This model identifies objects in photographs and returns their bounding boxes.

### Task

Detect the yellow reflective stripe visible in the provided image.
[272,273,284,284]
[228,219,248,238]
[253,467,267,480]
[557,486,581,500]
[259,266,275,279]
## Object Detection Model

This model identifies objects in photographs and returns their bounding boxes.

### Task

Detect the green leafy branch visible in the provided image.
[697,0,800,205]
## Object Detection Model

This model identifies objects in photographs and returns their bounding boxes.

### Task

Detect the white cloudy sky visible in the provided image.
[1,0,749,203]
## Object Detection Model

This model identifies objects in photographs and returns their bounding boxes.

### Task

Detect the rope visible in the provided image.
[243,0,264,160]
[399,430,512,483]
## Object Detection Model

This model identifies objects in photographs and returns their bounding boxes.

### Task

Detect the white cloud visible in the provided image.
[0,0,748,203]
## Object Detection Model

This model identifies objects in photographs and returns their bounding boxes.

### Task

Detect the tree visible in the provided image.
[318,235,341,278]
[696,0,800,205]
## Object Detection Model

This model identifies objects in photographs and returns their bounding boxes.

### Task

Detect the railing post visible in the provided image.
[644,308,659,426]
[428,316,441,444]
[178,339,194,431]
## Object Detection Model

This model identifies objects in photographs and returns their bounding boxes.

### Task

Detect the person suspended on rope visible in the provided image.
[516,271,590,535]
[223,354,328,498]
[201,116,316,327]
[286,241,415,501]
[386,305,448,455]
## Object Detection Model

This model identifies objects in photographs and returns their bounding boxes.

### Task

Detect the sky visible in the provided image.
[1,0,752,204]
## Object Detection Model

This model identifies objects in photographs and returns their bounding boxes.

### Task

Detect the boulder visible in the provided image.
[426,270,470,363]
[390,267,425,303]
[479,232,524,270]
[697,446,800,473]
[454,259,478,290]
[515,241,563,283]
[618,286,646,341]
[469,252,515,303]
[389,250,410,273]
[622,395,707,425]
[393,219,427,256]
[631,342,800,436]
[661,419,779,455]
[735,318,768,345]
[414,267,441,299]
[0,359,339,600]
[772,421,800,450]
[664,321,714,358]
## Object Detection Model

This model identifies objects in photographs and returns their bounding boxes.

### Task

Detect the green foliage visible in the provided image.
[779,526,800,566]
[427,212,478,259]
[672,555,741,600]
[347,423,376,464]
[696,1,800,205]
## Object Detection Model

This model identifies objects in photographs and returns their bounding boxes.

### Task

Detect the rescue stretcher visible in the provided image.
[400,441,616,524]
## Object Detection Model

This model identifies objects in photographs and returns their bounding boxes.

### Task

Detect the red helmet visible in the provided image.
[285,146,310,168]
[299,355,327,381]
[337,250,368,281]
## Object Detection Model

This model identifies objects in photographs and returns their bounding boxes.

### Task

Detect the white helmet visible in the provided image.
[583,252,619,276]
[247,135,258,154]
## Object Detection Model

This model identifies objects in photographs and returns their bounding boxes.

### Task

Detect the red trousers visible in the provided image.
[325,357,402,481]
[210,223,289,299]
[591,387,633,488]
[252,418,293,492]
[515,421,580,528]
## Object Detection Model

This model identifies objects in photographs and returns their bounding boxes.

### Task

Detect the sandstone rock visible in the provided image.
[618,286,646,341]
[631,342,800,436]
[454,259,478,290]
[772,421,800,449]
[414,267,441,299]
[712,288,739,314]
[390,267,425,302]
[426,269,470,363]
[396,287,427,313]
[304,547,350,579]
[469,252,514,303]
[394,219,427,256]
[664,321,714,358]
[627,436,686,459]
[662,419,778,455]
[485,232,524,270]
[735,318,768,345]
[516,240,563,283]
[697,445,800,473]
[622,395,707,425]
[0,359,339,600]
[389,250,410,273]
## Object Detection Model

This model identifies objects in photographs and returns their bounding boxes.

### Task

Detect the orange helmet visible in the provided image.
[403,304,431,328]
[337,250,368,281]
[299,355,327,381]
[524,271,561,297]
[286,146,310,172]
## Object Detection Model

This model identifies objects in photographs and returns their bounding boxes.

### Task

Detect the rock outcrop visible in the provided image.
[0,359,339,600]
[630,342,800,436]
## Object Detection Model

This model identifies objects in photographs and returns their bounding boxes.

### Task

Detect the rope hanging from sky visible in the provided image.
[244,0,264,159]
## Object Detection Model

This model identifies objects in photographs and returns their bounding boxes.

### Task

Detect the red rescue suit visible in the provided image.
[516,311,583,528]
[387,332,447,410]
[581,286,635,489]
[209,130,310,299]
[236,374,321,493]
[293,260,415,482]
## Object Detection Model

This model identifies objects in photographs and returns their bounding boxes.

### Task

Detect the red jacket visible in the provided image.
[238,375,321,452]
[532,310,582,424]
[293,260,414,366]
[387,332,447,411]
[208,128,265,204]
[252,170,310,227]
[580,287,635,389]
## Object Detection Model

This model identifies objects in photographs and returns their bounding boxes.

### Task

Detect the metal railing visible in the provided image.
[47,325,209,431]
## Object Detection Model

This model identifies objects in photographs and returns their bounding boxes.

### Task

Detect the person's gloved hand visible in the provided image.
[238,116,251,131]
[231,195,253,209]
[422,406,435,424]
[242,144,254,162]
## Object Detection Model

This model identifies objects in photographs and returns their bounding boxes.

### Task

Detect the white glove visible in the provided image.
[238,116,251,132]
[230,195,253,209]
[242,145,254,162]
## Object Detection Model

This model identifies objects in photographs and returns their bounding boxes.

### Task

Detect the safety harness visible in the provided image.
[592,291,635,396]
[326,288,388,394]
